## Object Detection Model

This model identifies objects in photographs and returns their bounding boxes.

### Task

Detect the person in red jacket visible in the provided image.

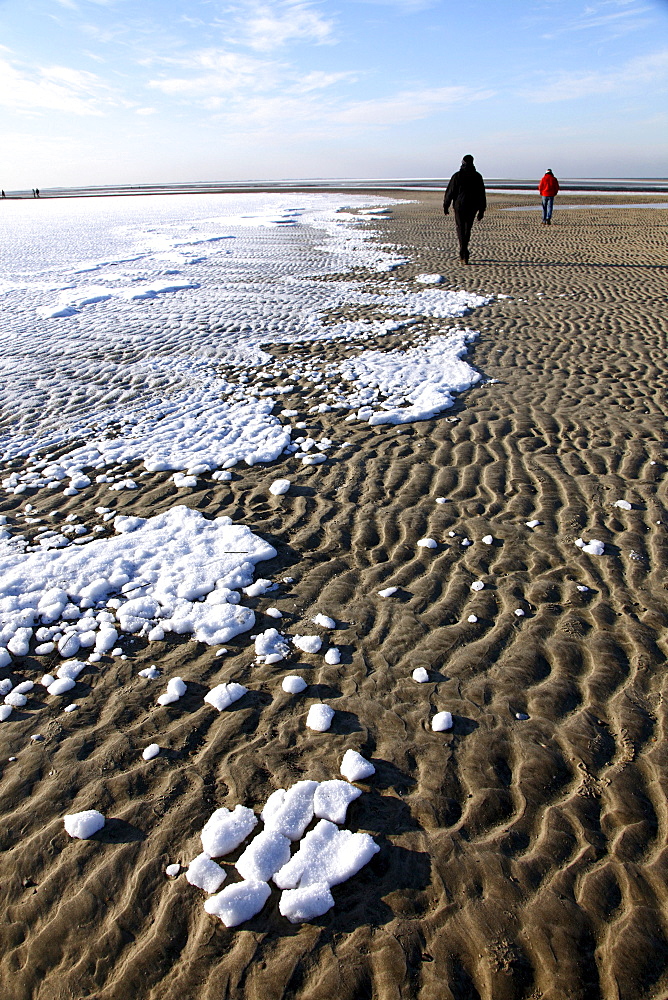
[538,169,559,225]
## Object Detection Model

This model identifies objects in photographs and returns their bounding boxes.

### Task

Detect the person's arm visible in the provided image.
[477,175,486,220]
[443,175,456,214]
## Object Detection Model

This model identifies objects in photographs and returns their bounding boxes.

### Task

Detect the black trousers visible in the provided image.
[454,210,476,259]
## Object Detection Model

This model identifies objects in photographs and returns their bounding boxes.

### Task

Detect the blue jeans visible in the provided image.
[541,196,554,221]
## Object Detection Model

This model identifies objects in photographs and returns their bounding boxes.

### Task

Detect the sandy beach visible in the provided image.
[2,189,668,1000]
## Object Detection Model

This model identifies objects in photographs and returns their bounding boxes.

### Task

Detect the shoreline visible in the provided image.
[3,177,668,200]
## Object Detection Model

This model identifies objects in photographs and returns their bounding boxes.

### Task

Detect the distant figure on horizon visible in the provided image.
[443,154,486,264]
[35,188,40,198]
[539,169,559,225]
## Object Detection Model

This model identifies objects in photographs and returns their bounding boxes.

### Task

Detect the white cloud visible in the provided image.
[225,1,336,52]
[538,0,655,38]
[331,86,494,125]
[148,49,281,95]
[0,56,117,115]
[526,46,668,101]
[291,70,359,92]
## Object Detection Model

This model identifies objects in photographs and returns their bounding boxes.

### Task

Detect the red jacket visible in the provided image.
[539,173,559,197]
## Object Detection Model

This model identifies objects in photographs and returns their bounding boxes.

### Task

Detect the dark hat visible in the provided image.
[462,154,474,164]
[546,168,553,173]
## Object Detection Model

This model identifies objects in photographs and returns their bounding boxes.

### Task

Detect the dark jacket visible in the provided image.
[443,164,486,217]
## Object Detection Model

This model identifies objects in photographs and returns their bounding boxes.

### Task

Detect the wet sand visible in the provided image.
[2,190,668,1000]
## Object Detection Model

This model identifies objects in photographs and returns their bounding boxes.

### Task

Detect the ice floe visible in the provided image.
[64,809,105,839]
[432,711,453,731]
[575,537,605,556]
[340,749,375,782]
[306,704,335,731]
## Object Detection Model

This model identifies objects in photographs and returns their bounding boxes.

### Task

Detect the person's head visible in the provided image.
[462,154,475,167]
[546,168,553,174]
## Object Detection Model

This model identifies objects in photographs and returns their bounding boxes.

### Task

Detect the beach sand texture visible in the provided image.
[2,191,668,1000]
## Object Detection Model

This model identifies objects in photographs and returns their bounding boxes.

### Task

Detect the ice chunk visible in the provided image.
[273,819,379,890]
[340,749,375,782]
[204,682,248,711]
[58,633,81,658]
[414,273,444,284]
[142,743,160,760]
[313,779,362,825]
[412,667,429,683]
[269,479,291,496]
[157,676,187,706]
[279,883,334,923]
[266,607,282,619]
[417,538,437,549]
[201,804,258,858]
[186,853,227,893]
[165,863,181,877]
[8,628,32,656]
[95,626,118,653]
[57,660,86,679]
[293,635,322,654]
[514,608,525,617]
[482,535,493,544]
[470,581,484,592]
[306,704,334,732]
[47,677,76,696]
[204,880,271,927]
[14,681,34,694]
[525,519,540,528]
[243,578,272,598]
[312,614,335,629]
[64,809,105,839]
[576,538,605,556]
[254,628,289,662]
[236,830,292,882]
[138,666,161,679]
[467,614,478,623]
[0,649,11,669]
[261,780,318,841]
[432,711,453,731]
[282,675,307,694]
[0,705,13,721]
[324,647,340,665]
[378,587,397,597]
[4,691,27,707]
[614,500,632,510]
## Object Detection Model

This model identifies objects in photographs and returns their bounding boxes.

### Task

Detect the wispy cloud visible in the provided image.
[526,46,668,101]
[538,0,655,39]
[0,54,118,115]
[221,1,336,52]
[147,48,281,95]
[331,86,494,125]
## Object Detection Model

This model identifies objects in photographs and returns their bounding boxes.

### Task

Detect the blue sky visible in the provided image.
[1,0,667,186]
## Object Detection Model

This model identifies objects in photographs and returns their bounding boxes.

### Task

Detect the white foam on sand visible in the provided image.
[0,506,276,673]
[0,193,492,472]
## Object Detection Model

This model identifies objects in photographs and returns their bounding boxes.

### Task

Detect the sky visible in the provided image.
[0,0,667,187]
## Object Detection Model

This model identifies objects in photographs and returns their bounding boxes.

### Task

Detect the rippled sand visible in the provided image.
[2,190,668,1000]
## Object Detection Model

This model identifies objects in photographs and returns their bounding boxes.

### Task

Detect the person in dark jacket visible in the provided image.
[538,169,559,225]
[443,154,486,264]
